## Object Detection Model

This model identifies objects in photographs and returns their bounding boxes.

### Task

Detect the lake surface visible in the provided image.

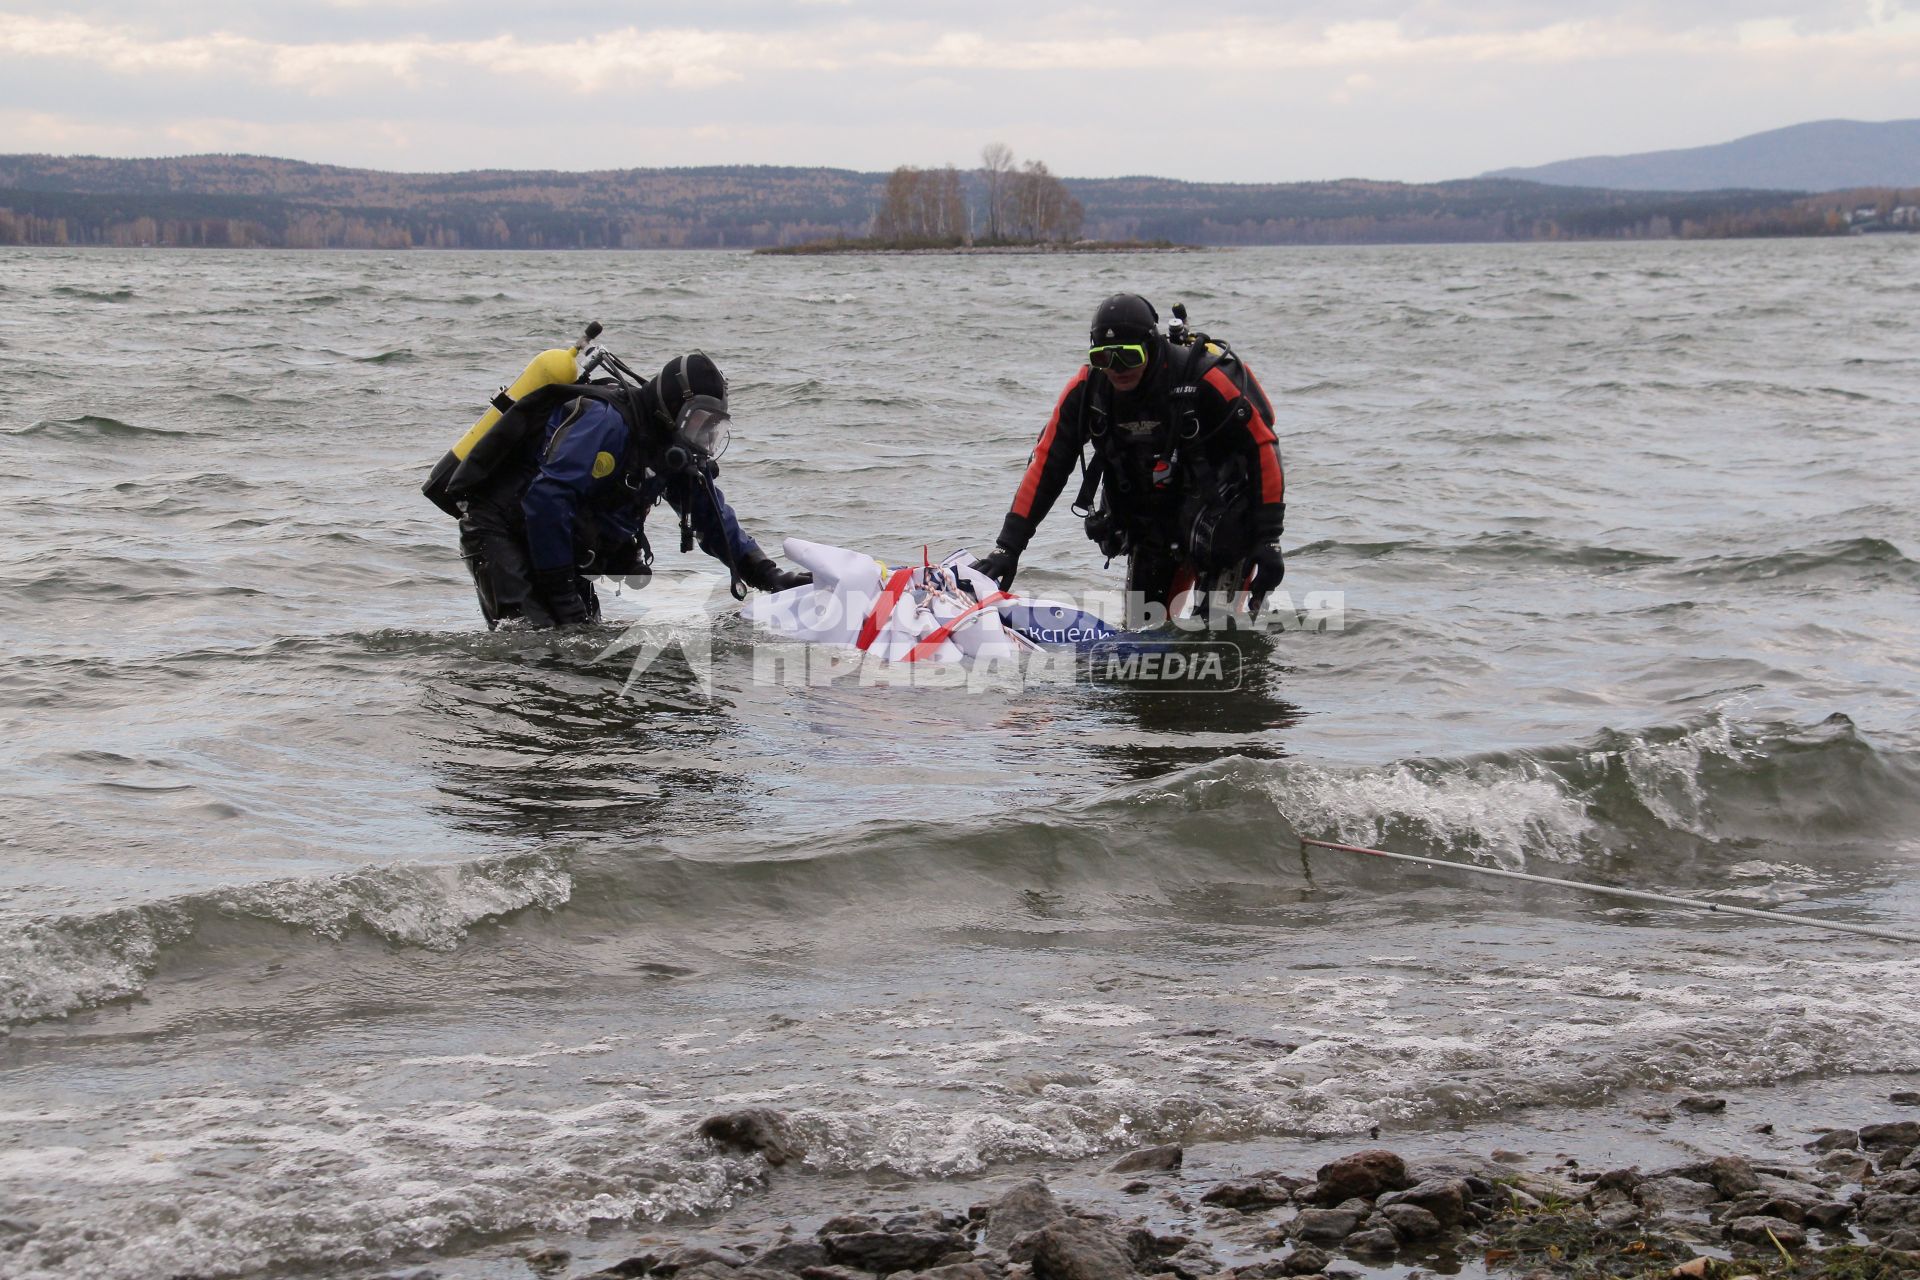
[2,241,1918,1278]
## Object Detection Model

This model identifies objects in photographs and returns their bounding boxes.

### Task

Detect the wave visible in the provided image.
[0,851,571,1029]
[8,414,192,440]
[7,712,1913,1032]
[1296,533,1672,571]
[1668,537,1920,588]
[50,286,134,302]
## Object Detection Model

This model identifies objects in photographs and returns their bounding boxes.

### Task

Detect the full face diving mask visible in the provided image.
[656,351,732,473]
[668,395,730,469]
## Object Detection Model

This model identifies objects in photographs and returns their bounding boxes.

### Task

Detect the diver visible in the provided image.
[972,294,1286,626]
[430,349,809,629]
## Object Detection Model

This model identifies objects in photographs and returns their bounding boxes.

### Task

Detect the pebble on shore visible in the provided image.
[541,1114,1920,1280]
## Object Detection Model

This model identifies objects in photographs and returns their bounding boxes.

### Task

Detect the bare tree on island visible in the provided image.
[871,165,967,244]
[1005,159,1083,242]
[980,142,1014,242]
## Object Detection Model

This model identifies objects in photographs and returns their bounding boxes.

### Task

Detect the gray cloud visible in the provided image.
[2,2,1916,180]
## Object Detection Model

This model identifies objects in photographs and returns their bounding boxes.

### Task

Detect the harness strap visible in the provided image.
[903,592,1013,663]
[1070,450,1106,517]
[855,568,915,652]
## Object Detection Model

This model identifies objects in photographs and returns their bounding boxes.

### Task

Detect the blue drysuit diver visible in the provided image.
[425,351,809,628]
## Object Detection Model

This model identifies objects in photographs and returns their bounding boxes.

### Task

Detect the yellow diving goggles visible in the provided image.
[1087,342,1148,371]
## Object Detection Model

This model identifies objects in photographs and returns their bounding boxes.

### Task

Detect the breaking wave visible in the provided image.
[8,712,1913,1031]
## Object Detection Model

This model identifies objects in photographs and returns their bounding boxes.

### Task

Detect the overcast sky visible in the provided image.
[2,2,1916,182]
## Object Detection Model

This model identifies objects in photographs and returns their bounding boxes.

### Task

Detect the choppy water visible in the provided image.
[2,241,1918,1279]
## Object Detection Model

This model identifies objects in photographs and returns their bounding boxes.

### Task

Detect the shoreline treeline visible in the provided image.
[0,153,1911,249]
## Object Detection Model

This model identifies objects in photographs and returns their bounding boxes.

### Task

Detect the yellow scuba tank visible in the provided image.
[448,344,583,463]
[422,324,601,517]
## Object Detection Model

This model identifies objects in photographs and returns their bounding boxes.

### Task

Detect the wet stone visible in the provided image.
[1378,1204,1442,1242]
[1107,1145,1184,1174]
[1377,1180,1468,1229]
[1158,1242,1218,1279]
[1122,1228,1190,1267]
[1861,1123,1920,1150]
[1808,1128,1861,1152]
[594,1254,658,1278]
[1312,1150,1411,1205]
[817,1216,884,1238]
[1816,1150,1872,1181]
[1012,1218,1138,1280]
[675,1265,749,1280]
[1707,1156,1763,1198]
[1633,1176,1720,1216]
[1804,1202,1854,1229]
[1594,1204,1641,1231]
[823,1231,970,1274]
[1200,1181,1292,1211]
[657,1247,750,1275]
[912,1265,1001,1280]
[1858,1193,1920,1237]
[1725,1215,1806,1250]
[987,1182,1066,1251]
[1678,1096,1727,1114]
[698,1108,807,1167]
[759,1241,829,1273]
[1290,1210,1362,1243]
[1341,1227,1398,1256]
[1891,1092,1920,1106]
[1280,1246,1330,1276]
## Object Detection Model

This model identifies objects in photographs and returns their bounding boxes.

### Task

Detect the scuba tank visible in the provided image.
[422,322,602,517]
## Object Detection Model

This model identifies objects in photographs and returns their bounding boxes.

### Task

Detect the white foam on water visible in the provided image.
[215,852,572,950]
[1267,760,1596,866]
[0,902,193,1027]
[1617,717,1743,835]
[0,852,574,1030]
[1023,1001,1156,1027]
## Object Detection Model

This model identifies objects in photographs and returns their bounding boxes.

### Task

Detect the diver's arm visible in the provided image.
[661,472,765,569]
[1200,361,1285,541]
[994,366,1092,554]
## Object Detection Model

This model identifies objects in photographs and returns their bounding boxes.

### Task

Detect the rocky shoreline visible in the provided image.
[514,1104,1920,1280]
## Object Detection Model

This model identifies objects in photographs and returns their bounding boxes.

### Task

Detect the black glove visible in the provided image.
[600,536,650,578]
[1249,543,1285,609]
[742,555,812,593]
[532,566,590,626]
[972,545,1020,592]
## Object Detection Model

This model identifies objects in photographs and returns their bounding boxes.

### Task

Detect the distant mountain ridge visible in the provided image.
[1485,118,1920,192]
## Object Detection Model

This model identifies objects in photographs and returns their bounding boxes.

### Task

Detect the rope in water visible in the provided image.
[1298,838,1920,946]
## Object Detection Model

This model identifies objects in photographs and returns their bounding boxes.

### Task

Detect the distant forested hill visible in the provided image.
[0,152,1887,248]
[1485,119,1920,192]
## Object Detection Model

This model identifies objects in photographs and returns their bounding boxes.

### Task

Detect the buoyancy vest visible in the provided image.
[1076,337,1256,528]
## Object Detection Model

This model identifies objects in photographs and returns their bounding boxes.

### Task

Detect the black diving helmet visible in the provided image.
[654,351,732,472]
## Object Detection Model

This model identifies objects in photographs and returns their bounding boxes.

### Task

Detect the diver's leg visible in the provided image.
[457,518,501,629]
[1124,540,1180,629]
[462,496,553,627]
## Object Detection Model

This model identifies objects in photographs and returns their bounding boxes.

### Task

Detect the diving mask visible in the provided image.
[1088,342,1149,372]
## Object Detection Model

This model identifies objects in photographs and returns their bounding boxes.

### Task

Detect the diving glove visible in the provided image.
[600,537,650,578]
[532,566,591,626]
[1249,543,1286,610]
[743,555,812,593]
[972,545,1020,593]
